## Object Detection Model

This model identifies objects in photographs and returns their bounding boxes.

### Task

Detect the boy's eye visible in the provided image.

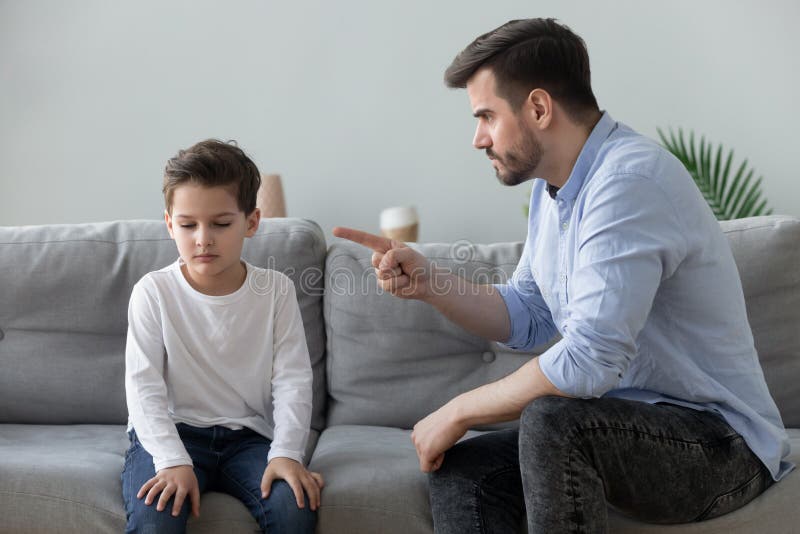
[214,223,231,227]
[179,224,196,228]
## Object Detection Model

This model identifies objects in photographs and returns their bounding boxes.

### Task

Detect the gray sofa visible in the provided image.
[0,215,798,533]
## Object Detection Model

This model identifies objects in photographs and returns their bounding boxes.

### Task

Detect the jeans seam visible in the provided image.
[574,424,738,449]
[695,466,764,521]
[567,446,585,534]
[220,467,267,523]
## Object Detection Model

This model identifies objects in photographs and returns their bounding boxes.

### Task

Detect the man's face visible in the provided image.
[466,68,543,186]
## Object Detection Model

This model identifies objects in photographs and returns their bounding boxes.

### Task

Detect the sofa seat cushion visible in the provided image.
[309,425,436,534]
[311,425,798,534]
[0,424,269,533]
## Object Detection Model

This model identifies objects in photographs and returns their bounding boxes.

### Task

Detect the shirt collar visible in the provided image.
[550,110,617,201]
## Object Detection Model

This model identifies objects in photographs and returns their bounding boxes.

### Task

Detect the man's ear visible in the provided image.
[526,88,553,130]
[245,208,261,237]
[164,210,175,239]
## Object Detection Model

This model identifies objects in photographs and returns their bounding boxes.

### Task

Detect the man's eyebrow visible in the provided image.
[473,108,491,118]
[174,212,238,218]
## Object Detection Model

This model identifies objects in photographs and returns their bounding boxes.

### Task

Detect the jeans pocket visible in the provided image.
[697,467,771,521]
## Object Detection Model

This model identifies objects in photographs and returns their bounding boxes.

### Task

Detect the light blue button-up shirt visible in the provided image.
[497,111,792,480]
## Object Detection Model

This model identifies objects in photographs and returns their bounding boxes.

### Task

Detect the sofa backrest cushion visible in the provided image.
[0,218,328,429]
[324,239,545,430]
[324,215,800,429]
[723,216,800,427]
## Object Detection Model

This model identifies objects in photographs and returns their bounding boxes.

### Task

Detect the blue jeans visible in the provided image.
[121,423,316,534]
[429,396,773,534]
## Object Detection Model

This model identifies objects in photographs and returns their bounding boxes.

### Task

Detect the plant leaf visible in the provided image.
[658,127,771,220]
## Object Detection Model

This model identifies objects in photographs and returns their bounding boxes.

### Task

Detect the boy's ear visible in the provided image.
[245,208,261,237]
[164,210,175,239]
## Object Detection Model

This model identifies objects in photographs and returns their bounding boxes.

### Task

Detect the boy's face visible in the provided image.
[165,183,260,292]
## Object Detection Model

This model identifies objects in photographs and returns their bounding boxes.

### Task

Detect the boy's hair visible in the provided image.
[444,18,599,124]
[163,139,262,215]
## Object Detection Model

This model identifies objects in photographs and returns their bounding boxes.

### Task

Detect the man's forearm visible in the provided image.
[409,356,569,472]
[451,357,568,428]
[422,272,511,342]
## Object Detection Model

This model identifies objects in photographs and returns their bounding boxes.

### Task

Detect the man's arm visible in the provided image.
[422,271,512,342]
[332,226,564,472]
[332,227,512,342]
[411,356,566,471]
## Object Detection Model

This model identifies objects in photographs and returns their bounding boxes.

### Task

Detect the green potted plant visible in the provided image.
[657,128,772,220]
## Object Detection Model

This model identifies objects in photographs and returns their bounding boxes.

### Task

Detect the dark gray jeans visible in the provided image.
[429,396,773,534]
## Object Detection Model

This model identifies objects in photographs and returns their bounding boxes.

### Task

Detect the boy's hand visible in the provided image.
[137,464,200,518]
[261,457,325,511]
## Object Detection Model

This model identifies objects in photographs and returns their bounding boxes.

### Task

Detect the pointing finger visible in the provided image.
[333,227,393,253]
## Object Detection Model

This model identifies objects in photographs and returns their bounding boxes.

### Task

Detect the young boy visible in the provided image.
[121,139,322,534]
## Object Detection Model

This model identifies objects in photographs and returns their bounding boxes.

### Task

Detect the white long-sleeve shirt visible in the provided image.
[124,259,313,472]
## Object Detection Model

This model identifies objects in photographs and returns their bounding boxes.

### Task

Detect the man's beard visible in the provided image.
[487,122,543,186]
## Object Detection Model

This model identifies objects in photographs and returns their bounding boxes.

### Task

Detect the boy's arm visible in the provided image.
[125,282,192,471]
[268,274,313,464]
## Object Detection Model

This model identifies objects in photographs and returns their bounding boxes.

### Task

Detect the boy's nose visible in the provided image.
[196,230,214,247]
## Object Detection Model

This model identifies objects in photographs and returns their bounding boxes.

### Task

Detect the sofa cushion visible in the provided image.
[324,215,800,429]
[309,425,436,534]
[324,240,551,429]
[0,424,320,533]
[722,216,800,427]
[0,218,328,430]
[0,425,129,533]
[311,425,799,534]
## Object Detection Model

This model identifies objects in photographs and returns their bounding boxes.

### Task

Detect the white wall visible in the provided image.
[1,0,798,244]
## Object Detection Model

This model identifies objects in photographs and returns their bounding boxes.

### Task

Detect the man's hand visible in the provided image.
[411,400,469,473]
[332,227,433,300]
[261,457,325,511]
[137,464,200,518]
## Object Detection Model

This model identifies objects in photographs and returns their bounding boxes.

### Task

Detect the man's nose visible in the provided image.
[473,124,491,150]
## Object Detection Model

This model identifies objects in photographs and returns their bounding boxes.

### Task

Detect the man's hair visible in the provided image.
[444,18,599,124]
[163,139,261,215]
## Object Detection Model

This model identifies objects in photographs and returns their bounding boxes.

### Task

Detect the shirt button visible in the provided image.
[482,351,496,363]
[560,274,567,283]
[561,222,568,230]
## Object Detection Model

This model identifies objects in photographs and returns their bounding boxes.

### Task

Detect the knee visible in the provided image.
[126,504,187,534]
[519,396,580,448]
[429,454,471,502]
[259,480,317,534]
[429,434,489,489]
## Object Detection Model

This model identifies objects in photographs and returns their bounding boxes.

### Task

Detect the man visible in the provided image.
[334,18,792,533]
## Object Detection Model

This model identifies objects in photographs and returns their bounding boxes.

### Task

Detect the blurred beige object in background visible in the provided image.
[257,174,287,218]
[380,206,419,242]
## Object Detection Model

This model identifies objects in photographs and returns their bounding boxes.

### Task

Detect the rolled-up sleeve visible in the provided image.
[538,174,687,398]
[494,239,558,351]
